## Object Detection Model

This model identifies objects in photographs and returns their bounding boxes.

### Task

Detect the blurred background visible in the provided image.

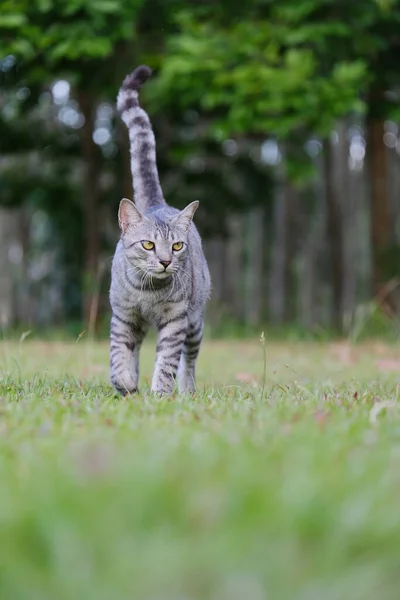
[1,0,400,339]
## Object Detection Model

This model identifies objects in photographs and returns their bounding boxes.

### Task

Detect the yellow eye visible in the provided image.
[172,242,183,251]
[141,240,155,251]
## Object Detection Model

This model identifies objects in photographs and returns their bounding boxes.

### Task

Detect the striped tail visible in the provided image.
[117,65,165,212]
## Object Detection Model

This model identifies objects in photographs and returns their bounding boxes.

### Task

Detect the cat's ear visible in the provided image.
[118,198,143,232]
[171,201,199,231]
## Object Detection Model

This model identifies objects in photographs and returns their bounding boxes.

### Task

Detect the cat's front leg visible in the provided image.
[178,317,204,394]
[110,313,147,395]
[151,313,188,395]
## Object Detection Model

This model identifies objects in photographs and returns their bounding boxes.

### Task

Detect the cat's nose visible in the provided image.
[159,260,171,269]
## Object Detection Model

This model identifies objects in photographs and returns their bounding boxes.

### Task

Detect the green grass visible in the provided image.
[1,337,400,599]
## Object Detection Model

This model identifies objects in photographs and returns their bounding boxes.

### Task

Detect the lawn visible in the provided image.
[1,336,400,599]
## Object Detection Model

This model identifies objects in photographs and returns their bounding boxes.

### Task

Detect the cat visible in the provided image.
[109,65,211,396]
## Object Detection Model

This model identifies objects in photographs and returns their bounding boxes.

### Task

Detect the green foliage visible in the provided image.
[153,0,400,162]
[0,0,143,64]
[2,0,400,325]
[156,5,368,142]
[376,244,400,280]
[153,117,274,236]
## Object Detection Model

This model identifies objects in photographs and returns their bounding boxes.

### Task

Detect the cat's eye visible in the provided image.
[141,240,155,251]
[172,242,184,251]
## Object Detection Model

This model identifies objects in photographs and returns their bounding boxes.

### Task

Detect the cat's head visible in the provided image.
[118,198,198,278]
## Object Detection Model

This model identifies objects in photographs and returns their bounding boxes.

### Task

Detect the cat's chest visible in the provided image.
[123,288,184,324]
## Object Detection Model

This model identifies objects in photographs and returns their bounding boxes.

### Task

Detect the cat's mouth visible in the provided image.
[152,270,172,279]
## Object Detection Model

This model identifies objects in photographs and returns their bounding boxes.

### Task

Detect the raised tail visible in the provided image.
[117,65,165,212]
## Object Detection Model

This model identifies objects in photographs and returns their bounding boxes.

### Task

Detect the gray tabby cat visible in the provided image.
[110,65,210,396]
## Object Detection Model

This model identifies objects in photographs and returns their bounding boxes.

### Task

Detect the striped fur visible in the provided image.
[110,65,211,396]
[116,65,164,212]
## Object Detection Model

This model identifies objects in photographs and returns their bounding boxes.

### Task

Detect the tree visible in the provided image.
[156,0,400,325]
[361,1,400,304]
[0,0,145,325]
[154,1,366,328]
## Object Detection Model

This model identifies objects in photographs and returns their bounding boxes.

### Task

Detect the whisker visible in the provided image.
[165,273,176,301]
[174,268,192,297]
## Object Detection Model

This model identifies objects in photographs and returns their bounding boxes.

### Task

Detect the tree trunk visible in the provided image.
[269,151,297,325]
[366,117,390,297]
[268,173,286,324]
[269,147,300,325]
[334,119,356,331]
[78,92,101,328]
[244,208,264,327]
[282,178,298,322]
[224,215,244,319]
[322,137,344,331]
[0,208,19,327]
[16,208,33,324]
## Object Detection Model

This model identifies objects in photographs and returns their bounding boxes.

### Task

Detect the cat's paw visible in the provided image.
[177,371,196,395]
[178,386,196,395]
[111,373,138,396]
[177,375,196,394]
[113,384,138,396]
[151,381,174,396]
[151,369,176,395]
